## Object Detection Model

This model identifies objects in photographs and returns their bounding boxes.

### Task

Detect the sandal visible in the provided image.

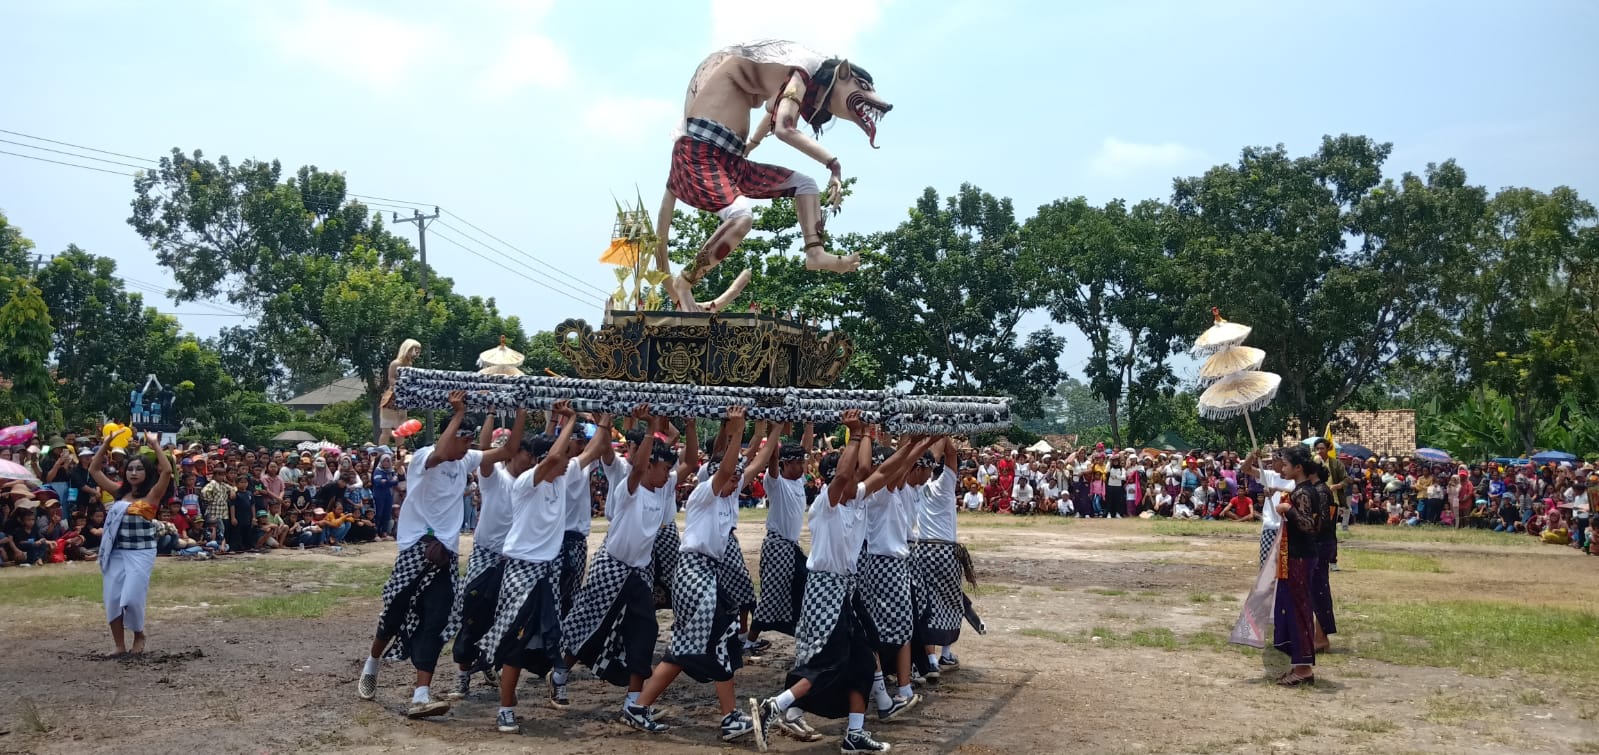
[1276,671,1315,687]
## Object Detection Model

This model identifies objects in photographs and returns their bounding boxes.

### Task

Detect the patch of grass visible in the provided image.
[961,512,1073,528]
[1128,627,1178,649]
[1516,689,1549,706]
[2,570,104,603]
[1341,717,1399,734]
[1343,526,1546,548]
[1421,690,1491,724]
[1349,599,1599,679]
[1086,588,1127,596]
[219,586,369,619]
[1097,539,1190,552]
[1188,593,1214,603]
[1338,548,1445,573]
[1572,742,1599,754]
[20,698,49,733]
[1020,628,1075,644]
[1151,520,1258,538]
[969,583,1019,597]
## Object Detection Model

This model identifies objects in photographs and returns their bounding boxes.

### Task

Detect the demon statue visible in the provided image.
[655,40,892,312]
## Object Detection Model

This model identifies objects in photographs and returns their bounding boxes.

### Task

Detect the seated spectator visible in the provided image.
[1223,491,1256,521]
[63,510,92,561]
[249,509,277,551]
[1153,489,1174,518]
[1173,493,1198,520]
[344,501,378,543]
[263,502,291,549]
[5,499,49,566]
[154,508,181,555]
[319,506,352,545]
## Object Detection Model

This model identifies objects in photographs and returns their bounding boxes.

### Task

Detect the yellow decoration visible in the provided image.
[600,238,642,267]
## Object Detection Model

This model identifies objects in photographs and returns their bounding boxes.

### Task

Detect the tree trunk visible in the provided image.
[1108,396,1123,449]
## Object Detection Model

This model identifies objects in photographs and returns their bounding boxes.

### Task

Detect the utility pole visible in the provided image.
[393,207,441,444]
[393,207,441,300]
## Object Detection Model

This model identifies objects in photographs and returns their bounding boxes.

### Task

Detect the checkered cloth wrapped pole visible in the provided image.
[395,368,1013,434]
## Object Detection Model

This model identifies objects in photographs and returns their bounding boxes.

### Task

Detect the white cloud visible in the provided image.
[269,0,445,92]
[579,96,679,145]
[709,0,889,56]
[472,32,571,99]
[1089,137,1204,178]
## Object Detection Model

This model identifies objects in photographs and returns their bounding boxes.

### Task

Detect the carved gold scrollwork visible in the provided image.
[558,311,853,387]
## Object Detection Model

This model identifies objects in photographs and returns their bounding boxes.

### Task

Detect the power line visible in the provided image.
[0,128,156,164]
[158,311,249,317]
[436,216,613,298]
[0,137,151,171]
[429,228,598,309]
[0,148,134,176]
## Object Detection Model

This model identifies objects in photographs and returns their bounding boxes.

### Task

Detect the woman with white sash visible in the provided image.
[90,429,173,656]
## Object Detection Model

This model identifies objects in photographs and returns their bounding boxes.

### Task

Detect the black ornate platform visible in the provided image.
[554,310,853,388]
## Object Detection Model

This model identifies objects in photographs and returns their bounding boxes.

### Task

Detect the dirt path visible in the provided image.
[0,517,1593,754]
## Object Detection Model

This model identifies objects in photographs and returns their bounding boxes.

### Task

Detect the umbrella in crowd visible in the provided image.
[1338,443,1374,460]
[0,459,41,488]
[1530,450,1577,464]
[1414,447,1453,463]
[0,421,37,448]
[1195,311,1279,450]
[272,429,319,443]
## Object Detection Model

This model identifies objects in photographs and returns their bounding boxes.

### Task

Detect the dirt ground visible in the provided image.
[2,515,1596,754]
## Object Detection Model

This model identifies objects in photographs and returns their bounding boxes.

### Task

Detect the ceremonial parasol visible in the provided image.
[478,336,526,377]
[1193,310,1278,449]
[1530,450,1577,464]
[1198,346,1265,386]
[0,421,38,448]
[1191,308,1253,356]
[0,459,41,487]
[1414,448,1453,463]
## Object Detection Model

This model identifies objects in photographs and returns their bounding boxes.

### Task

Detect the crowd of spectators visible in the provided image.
[1,431,410,566]
[953,443,1599,553]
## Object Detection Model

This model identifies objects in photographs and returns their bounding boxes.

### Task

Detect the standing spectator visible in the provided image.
[372,454,398,540]
[202,472,232,551]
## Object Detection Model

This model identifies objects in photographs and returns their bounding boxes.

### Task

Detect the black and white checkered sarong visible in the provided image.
[1260,527,1280,566]
[478,557,558,665]
[561,550,654,686]
[447,544,503,637]
[653,521,680,609]
[666,552,741,681]
[684,117,746,156]
[719,532,757,613]
[377,539,460,661]
[913,540,965,644]
[793,570,854,665]
[752,531,806,635]
[558,530,588,617]
[859,552,914,646]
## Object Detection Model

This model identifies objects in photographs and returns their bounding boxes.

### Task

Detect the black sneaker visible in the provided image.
[924,668,941,685]
[620,703,668,734]
[877,693,921,722]
[752,697,779,752]
[496,708,520,733]
[842,728,892,752]
[447,670,471,700]
[939,655,960,671]
[744,638,772,655]
[357,672,377,701]
[481,665,500,689]
[720,710,755,742]
[549,677,570,709]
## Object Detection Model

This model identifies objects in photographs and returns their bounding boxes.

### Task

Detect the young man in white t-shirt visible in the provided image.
[749,423,816,646]
[483,402,582,734]
[358,390,491,719]
[629,407,780,743]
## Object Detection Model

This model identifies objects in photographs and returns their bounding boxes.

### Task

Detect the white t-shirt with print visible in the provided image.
[395,446,483,555]
[501,467,564,562]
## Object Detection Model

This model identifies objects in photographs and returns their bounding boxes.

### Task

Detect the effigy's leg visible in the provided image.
[667,198,755,313]
[795,192,860,273]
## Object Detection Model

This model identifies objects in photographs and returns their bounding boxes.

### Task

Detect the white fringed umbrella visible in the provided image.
[1193,310,1276,449]
[478,336,526,376]
[1198,346,1265,386]
[1191,307,1252,356]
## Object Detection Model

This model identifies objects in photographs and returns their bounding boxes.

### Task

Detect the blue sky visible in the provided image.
[3,0,1596,383]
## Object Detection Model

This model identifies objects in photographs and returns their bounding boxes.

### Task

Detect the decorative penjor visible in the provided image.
[657,39,892,313]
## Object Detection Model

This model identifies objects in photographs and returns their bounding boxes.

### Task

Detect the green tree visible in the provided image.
[1020,378,1112,437]
[1025,197,1184,446]
[1456,186,1598,452]
[846,185,1063,414]
[310,400,376,447]
[0,210,35,278]
[0,275,61,428]
[1170,136,1486,437]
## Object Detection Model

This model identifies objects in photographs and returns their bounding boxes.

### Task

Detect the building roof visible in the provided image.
[281,376,368,410]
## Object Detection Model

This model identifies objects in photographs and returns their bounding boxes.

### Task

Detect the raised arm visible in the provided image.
[534,400,579,482]
[477,414,498,476]
[427,391,469,470]
[675,416,699,481]
[482,408,528,470]
[87,426,130,493]
[577,412,617,468]
[626,406,655,494]
[142,432,175,505]
[712,406,748,497]
[865,435,936,497]
[743,421,783,489]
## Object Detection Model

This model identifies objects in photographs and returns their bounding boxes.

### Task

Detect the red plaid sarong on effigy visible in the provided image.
[667,118,797,212]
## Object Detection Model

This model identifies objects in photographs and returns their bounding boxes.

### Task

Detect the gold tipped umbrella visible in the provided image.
[477,336,526,376]
[1191,308,1252,356]
[1198,371,1281,448]
[1198,346,1265,386]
